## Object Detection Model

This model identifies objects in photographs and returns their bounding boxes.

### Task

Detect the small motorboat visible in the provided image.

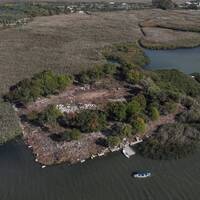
[132,171,151,178]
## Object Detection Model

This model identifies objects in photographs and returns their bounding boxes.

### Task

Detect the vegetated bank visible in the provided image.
[4,42,200,164]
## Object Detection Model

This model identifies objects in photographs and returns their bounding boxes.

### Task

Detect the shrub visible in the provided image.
[75,110,107,133]
[107,135,121,147]
[5,70,73,104]
[126,100,142,118]
[119,123,133,138]
[37,105,62,125]
[132,94,147,109]
[154,69,200,97]
[131,117,146,134]
[164,101,178,114]
[137,123,200,160]
[149,106,160,121]
[107,102,127,122]
[126,69,143,84]
[69,129,81,140]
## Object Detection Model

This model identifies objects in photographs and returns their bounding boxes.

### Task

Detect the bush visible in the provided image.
[75,110,107,133]
[37,105,62,125]
[131,117,146,134]
[149,106,160,121]
[77,64,117,84]
[107,102,127,122]
[69,129,81,140]
[119,123,133,138]
[5,70,73,104]
[126,69,144,84]
[154,69,200,97]
[137,123,200,160]
[132,94,147,109]
[164,101,178,114]
[107,135,121,147]
[126,99,142,118]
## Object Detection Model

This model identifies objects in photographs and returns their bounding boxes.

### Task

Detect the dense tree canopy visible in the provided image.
[5,70,73,104]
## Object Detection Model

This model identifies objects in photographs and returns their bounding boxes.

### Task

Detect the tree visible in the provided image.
[126,69,143,84]
[107,136,121,148]
[75,110,107,133]
[107,102,127,122]
[119,123,133,138]
[132,94,147,109]
[149,106,160,121]
[164,101,178,114]
[38,105,62,125]
[126,100,142,118]
[131,117,146,134]
[69,129,81,140]
[102,63,117,75]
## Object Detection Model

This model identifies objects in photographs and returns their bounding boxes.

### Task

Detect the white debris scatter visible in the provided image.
[56,103,97,113]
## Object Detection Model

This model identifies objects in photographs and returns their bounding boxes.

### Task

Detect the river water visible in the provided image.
[1,47,200,200]
[144,47,200,74]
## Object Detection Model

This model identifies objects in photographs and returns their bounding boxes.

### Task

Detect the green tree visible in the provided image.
[107,136,121,147]
[69,129,81,140]
[126,69,143,84]
[119,123,133,138]
[126,100,142,118]
[107,102,127,122]
[131,117,146,134]
[149,106,160,121]
[75,111,107,133]
[38,105,62,125]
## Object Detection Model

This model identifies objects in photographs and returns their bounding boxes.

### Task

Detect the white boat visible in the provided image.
[122,149,130,158]
[133,172,151,178]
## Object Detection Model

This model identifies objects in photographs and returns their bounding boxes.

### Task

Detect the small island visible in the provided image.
[3,43,200,165]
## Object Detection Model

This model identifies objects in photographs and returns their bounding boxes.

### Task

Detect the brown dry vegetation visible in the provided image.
[139,10,200,49]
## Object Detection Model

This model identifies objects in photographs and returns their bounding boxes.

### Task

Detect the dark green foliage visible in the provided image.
[107,102,127,122]
[77,64,117,84]
[138,123,200,160]
[74,110,107,133]
[118,123,133,138]
[149,106,160,121]
[126,69,144,84]
[154,69,200,97]
[64,129,81,141]
[107,135,121,147]
[33,105,62,126]
[126,100,142,118]
[163,101,178,114]
[5,70,73,104]
[132,94,147,109]
[130,117,146,134]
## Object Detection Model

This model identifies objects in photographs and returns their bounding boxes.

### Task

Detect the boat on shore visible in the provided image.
[132,171,151,178]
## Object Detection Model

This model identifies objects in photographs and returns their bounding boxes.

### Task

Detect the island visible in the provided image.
[0,0,200,166]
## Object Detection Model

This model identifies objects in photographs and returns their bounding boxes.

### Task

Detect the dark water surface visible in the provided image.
[1,47,200,200]
[144,47,200,74]
[1,140,200,200]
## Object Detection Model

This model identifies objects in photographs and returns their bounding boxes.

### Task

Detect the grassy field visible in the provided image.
[0,8,200,142]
